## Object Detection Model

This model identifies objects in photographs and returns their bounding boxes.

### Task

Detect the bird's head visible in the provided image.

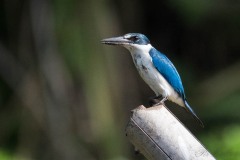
[101,33,151,51]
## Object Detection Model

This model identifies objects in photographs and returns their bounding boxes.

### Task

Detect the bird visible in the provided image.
[101,33,204,127]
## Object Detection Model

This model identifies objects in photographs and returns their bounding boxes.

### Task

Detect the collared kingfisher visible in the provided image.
[101,33,204,127]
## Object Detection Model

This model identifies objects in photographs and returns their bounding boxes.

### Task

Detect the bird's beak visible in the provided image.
[101,36,131,45]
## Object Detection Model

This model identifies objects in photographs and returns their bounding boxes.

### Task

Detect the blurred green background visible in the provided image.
[0,0,240,159]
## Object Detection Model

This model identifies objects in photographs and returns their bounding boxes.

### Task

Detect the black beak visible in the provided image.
[101,36,131,45]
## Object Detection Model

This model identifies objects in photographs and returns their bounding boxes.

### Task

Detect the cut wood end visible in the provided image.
[131,104,164,113]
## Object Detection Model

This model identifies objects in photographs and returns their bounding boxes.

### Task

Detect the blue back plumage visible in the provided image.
[149,48,186,99]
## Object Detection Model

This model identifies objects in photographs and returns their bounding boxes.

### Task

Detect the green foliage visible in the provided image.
[0,150,12,160]
[200,125,240,160]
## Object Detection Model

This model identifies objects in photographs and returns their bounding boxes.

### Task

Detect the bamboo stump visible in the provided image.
[125,105,216,160]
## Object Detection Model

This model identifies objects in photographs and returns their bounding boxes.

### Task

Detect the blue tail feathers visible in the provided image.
[184,100,204,128]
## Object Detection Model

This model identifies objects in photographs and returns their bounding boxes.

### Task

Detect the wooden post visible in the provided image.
[125,105,216,160]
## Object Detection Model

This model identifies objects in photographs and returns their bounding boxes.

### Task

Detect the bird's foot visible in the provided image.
[149,96,167,107]
[149,95,166,107]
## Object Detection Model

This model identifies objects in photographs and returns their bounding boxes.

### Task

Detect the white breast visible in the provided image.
[124,44,184,106]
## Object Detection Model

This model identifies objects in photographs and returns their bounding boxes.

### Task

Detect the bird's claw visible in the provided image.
[149,96,166,107]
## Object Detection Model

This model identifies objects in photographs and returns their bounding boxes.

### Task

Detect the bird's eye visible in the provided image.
[128,36,139,42]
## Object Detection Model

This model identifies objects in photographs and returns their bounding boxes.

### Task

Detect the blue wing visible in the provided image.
[149,48,186,99]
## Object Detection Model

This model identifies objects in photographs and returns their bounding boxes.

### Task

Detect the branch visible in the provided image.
[125,105,216,160]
